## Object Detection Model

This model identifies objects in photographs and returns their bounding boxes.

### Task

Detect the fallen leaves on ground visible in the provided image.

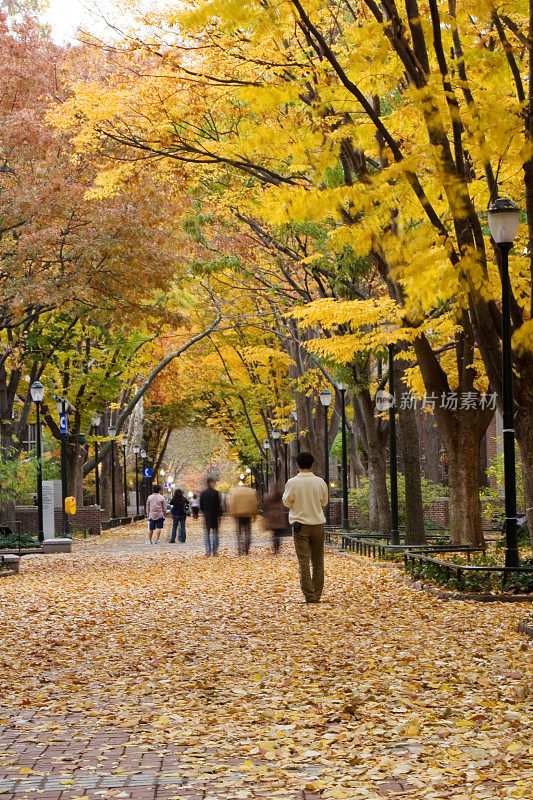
[0,520,532,799]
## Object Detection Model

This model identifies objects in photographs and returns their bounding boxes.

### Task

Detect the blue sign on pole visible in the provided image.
[59,413,69,434]
[143,467,152,479]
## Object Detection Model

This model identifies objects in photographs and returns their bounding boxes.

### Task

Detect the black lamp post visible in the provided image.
[55,397,70,537]
[290,410,300,453]
[337,383,349,530]
[281,422,289,484]
[92,414,101,508]
[319,388,332,526]
[121,437,128,519]
[140,448,147,511]
[30,382,45,543]
[488,197,521,569]
[133,446,140,516]
[263,439,270,492]
[108,425,117,520]
[272,430,280,484]
[388,345,400,546]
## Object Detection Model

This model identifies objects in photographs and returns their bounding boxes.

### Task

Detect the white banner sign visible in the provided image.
[42,480,55,539]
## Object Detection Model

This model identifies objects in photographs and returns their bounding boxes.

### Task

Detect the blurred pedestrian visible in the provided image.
[146,484,166,544]
[229,482,258,555]
[263,484,287,553]
[199,478,223,556]
[282,452,328,603]
[169,488,190,543]
[190,493,200,520]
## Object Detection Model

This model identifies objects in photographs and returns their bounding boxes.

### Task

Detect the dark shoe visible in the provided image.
[170,539,176,544]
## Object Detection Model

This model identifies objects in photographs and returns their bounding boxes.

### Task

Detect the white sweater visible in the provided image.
[282,472,329,525]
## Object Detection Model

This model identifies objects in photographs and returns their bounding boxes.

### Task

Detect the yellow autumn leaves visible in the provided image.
[0,522,531,799]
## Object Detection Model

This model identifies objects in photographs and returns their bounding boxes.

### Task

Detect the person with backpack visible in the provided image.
[169,488,190,543]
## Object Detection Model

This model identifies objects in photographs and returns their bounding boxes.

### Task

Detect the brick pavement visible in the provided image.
[0,520,308,800]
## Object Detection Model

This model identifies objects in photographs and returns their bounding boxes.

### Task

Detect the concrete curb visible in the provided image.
[397,573,533,603]
[0,569,16,578]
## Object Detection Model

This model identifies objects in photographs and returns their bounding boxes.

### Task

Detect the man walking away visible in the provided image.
[282,452,329,603]
[146,484,167,544]
[199,477,223,557]
[229,482,259,555]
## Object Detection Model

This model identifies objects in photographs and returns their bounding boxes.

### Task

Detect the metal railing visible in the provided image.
[325,528,486,561]
[404,550,533,589]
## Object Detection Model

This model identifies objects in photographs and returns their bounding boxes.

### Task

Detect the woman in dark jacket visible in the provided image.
[263,485,287,553]
[169,488,189,543]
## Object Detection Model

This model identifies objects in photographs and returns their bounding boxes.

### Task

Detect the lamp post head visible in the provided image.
[488,198,520,244]
[140,449,147,459]
[281,422,289,433]
[337,382,348,392]
[30,381,45,403]
[272,430,280,440]
[133,446,140,455]
[262,439,270,450]
[290,410,298,422]
[108,425,116,437]
[55,396,67,414]
[92,414,101,428]
[320,388,332,407]
[121,437,127,447]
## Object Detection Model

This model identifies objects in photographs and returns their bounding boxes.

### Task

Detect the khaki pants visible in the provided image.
[293,524,325,602]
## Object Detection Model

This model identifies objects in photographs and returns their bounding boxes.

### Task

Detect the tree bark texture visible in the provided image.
[395,358,426,545]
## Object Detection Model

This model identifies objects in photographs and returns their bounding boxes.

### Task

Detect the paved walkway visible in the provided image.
[0,519,531,800]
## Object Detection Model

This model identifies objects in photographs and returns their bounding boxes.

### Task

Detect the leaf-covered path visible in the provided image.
[0,520,532,800]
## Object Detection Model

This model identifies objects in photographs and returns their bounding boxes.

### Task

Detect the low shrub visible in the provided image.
[0,531,41,550]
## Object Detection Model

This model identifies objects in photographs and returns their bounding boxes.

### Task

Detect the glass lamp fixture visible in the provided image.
[488,198,520,244]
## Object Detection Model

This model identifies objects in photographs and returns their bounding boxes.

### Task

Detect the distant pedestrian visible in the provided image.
[229,482,259,555]
[263,484,287,553]
[282,452,329,603]
[199,478,223,556]
[169,488,190,543]
[190,493,200,520]
[146,484,167,544]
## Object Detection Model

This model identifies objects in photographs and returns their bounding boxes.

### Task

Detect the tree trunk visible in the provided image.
[66,439,86,505]
[445,424,486,546]
[368,470,379,531]
[422,412,441,483]
[397,406,426,544]
[359,390,390,535]
[516,411,533,551]
[395,360,426,545]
